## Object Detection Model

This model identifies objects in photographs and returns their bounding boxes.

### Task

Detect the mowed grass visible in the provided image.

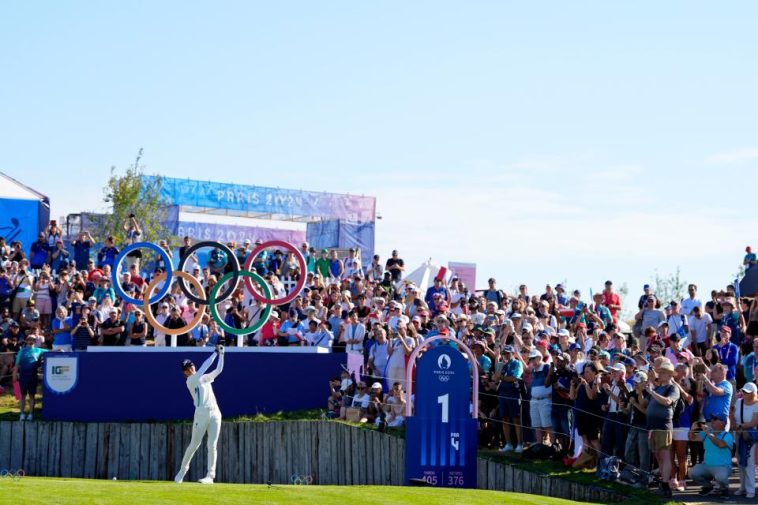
[4,477,593,505]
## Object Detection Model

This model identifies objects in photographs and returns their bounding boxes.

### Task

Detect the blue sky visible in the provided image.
[1,1,756,305]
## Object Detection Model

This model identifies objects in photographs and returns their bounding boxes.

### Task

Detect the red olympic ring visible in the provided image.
[243,240,307,306]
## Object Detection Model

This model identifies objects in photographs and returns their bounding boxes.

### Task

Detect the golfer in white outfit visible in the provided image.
[175,345,225,484]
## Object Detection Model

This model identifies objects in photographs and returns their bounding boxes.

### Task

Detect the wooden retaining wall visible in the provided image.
[0,420,625,502]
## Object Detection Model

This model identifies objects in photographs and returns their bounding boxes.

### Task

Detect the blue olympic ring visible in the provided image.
[111,242,174,306]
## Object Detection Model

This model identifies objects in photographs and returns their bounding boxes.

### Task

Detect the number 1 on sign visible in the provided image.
[437,394,449,423]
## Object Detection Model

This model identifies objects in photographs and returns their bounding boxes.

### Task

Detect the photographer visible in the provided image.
[546,352,575,452]
[601,363,630,459]
[688,415,733,497]
[72,306,96,351]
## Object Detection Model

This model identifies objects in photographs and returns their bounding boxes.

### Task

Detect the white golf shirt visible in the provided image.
[186,352,224,410]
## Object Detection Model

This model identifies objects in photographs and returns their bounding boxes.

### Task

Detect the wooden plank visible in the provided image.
[22,420,38,476]
[150,424,165,481]
[107,424,121,480]
[35,422,49,477]
[94,424,106,479]
[118,424,130,480]
[70,423,86,478]
[172,423,183,479]
[310,422,319,485]
[10,421,24,473]
[0,422,11,470]
[363,431,373,485]
[316,422,329,485]
[48,421,62,477]
[83,423,98,478]
[138,423,150,480]
[243,422,250,483]
[58,422,73,477]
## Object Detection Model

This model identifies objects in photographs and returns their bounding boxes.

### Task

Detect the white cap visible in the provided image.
[522,322,533,332]
[743,382,758,394]
[558,329,570,337]
[610,363,625,373]
[528,349,541,360]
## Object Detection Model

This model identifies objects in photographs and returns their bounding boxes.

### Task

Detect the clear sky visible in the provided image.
[1,1,756,304]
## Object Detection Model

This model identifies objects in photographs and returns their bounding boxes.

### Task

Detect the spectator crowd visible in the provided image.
[2,220,758,498]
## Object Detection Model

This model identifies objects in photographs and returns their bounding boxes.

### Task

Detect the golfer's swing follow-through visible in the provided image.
[175,344,225,484]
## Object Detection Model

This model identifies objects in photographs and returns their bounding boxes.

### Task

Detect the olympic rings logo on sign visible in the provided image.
[110,240,306,335]
[290,474,314,485]
[0,469,26,480]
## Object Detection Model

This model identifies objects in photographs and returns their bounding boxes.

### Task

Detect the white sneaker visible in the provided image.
[27,414,33,422]
[198,476,214,484]
[514,444,524,454]
[500,443,514,452]
[19,413,26,421]
[734,489,746,497]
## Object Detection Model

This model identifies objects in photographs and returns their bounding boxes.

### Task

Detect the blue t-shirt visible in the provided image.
[703,380,733,421]
[73,240,91,268]
[52,317,73,346]
[30,241,48,267]
[280,319,306,344]
[715,342,739,379]
[700,431,734,467]
[329,259,342,277]
[98,246,119,269]
[15,346,46,374]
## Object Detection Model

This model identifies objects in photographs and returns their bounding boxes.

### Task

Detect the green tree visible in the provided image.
[654,267,688,305]
[92,149,171,245]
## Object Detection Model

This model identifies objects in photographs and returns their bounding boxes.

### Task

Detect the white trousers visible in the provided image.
[739,443,757,495]
[178,407,222,479]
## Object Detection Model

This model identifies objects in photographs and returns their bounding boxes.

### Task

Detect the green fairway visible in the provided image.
[4,477,593,505]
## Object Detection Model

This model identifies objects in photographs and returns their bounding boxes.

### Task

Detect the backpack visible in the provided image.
[596,456,621,482]
[522,443,559,460]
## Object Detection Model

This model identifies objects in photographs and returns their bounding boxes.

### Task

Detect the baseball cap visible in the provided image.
[557,329,570,337]
[502,345,515,354]
[643,284,650,290]
[569,342,581,351]
[633,371,648,383]
[180,359,194,370]
[510,313,522,319]
[521,323,533,332]
[528,349,541,360]
[742,382,758,394]
[370,382,383,390]
[109,308,118,315]
[609,363,625,373]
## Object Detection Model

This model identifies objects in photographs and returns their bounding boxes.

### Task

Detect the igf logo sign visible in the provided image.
[52,366,70,375]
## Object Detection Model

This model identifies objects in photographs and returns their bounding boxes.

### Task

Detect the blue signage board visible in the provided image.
[405,345,477,488]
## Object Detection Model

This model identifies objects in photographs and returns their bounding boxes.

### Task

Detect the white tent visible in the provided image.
[403,259,445,294]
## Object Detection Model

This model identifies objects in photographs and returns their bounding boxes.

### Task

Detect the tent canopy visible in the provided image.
[403,259,446,294]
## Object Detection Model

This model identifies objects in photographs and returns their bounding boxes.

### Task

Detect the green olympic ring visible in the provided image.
[209,270,273,336]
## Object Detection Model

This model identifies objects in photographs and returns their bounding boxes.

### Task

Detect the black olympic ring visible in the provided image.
[176,241,241,305]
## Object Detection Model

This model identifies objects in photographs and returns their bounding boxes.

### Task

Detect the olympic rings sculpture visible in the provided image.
[0,468,26,480]
[110,240,305,336]
[290,474,314,485]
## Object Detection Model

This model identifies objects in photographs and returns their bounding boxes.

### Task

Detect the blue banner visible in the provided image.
[405,345,477,488]
[0,198,40,253]
[144,176,376,223]
[175,221,306,246]
[42,351,346,422]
